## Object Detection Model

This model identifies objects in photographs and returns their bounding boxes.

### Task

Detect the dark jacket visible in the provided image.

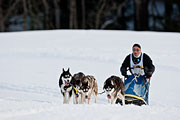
[120,53,155,78]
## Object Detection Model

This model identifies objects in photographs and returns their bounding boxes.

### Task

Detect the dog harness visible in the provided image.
[130,53,145,76]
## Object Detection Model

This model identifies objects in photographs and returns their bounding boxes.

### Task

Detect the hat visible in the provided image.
[133,44,141,49]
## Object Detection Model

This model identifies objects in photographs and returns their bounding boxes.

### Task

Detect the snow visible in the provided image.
[0,30,180,120]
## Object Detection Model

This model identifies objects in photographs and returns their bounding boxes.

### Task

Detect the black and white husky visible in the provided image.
[59,68,73,104]
[103,76,125,105]
[80,75,98,104]
[72,72,85,104]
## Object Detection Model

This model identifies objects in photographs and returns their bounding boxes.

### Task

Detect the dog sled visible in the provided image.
[124,74,150,106]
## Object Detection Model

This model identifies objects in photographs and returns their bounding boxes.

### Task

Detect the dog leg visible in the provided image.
[94,86,98,104]
[61,90,67,104]
[111,96,117,104]
[110,96,113,104]
[108,98,111,104]
[73,91,77,104]
[67,90,72,104]
[63,97,66,104]
[76,96,78,104]
[110,95,113,104]
[93,90,97,104]
[118,94,125,106]
[76,93,79,104]
[83,95,86,104]
[94,95,97,104]
[84,93,89,104]
[88,93,92,104]
[73,91,79,104]
[88,98,91,104]
[63,92,67,104]
[76,95,80,104]
[85,96,88,104]
[121,93,125,106]
[111,98,113,104]
[81,94,85,104]
[78,93,82,104]
[67,96,71,104]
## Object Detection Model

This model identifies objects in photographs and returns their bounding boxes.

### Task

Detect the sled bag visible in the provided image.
[124,75,150,104]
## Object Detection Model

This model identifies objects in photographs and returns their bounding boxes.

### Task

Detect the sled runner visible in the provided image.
[124,74,150,106]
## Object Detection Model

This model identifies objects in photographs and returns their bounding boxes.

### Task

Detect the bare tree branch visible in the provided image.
[4,0,21,21]
[28,0,43,29]
[96,0,107,29]
[53,0,61,29]
[0,0,5,31]
[23,0,28,30]
[42,0,50,29]
[69,0,78,29]
[82,0,86,29]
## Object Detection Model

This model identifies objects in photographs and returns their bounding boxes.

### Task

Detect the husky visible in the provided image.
[103,76,125,105]
[72,72,85,104]
[59,68,73,104]
[80,75,98,104]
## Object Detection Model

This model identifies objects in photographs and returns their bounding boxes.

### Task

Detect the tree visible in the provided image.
[95,0,107,29]
[42,0,50,29]
[23,0,28,30]
[0,0,21,31]
[0,0,5,32]
[165,0,180,32]
[69,0,78,29]
[134,0,149,30]
[53,0,61,29]
[81,0,86,29]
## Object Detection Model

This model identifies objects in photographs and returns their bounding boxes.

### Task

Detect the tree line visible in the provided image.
[0,0,180,32]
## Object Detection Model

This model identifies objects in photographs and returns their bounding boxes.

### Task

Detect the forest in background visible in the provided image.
[0,0,180,32]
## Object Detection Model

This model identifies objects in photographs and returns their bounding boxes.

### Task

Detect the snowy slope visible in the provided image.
[0,30,180,120]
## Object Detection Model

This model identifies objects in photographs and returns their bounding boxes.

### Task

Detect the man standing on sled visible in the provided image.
[120,44,155,105]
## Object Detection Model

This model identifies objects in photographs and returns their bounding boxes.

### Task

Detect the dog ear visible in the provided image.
[67,68,70,72]
[103,84,105,90]
[62,68,65,72]
[104,81,106,85]
[85,81,88,86]
[111,81,114,85]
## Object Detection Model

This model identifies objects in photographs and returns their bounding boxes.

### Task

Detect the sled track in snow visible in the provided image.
[0,82,63,119]
[0,82,60,98]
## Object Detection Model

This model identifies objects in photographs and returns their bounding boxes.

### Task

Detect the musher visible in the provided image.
[120,44,155,105]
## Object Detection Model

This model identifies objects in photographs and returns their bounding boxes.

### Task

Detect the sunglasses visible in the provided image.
[133,48,140,52]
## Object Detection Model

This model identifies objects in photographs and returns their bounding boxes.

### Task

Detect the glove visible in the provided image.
[121,68,127,77]
[146,77,151,84]
[145,69,153,77]
[145,73,152,78]
[125,75,128,78]
[121,72,128,78]
[123,75,128,79]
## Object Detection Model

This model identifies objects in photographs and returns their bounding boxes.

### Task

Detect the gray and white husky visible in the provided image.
[72,72,85,104]
[59,68,73,104]
[80,75,98,104]
[103,76,125,105]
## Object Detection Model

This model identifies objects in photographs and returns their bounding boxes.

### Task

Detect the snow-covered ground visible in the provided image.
[0,30,180,120]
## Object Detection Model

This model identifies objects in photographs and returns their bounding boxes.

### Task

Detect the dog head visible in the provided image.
[73,72,85,90]
[60,68,72,86]
[80,77,91,99]
[103,79,115,99]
